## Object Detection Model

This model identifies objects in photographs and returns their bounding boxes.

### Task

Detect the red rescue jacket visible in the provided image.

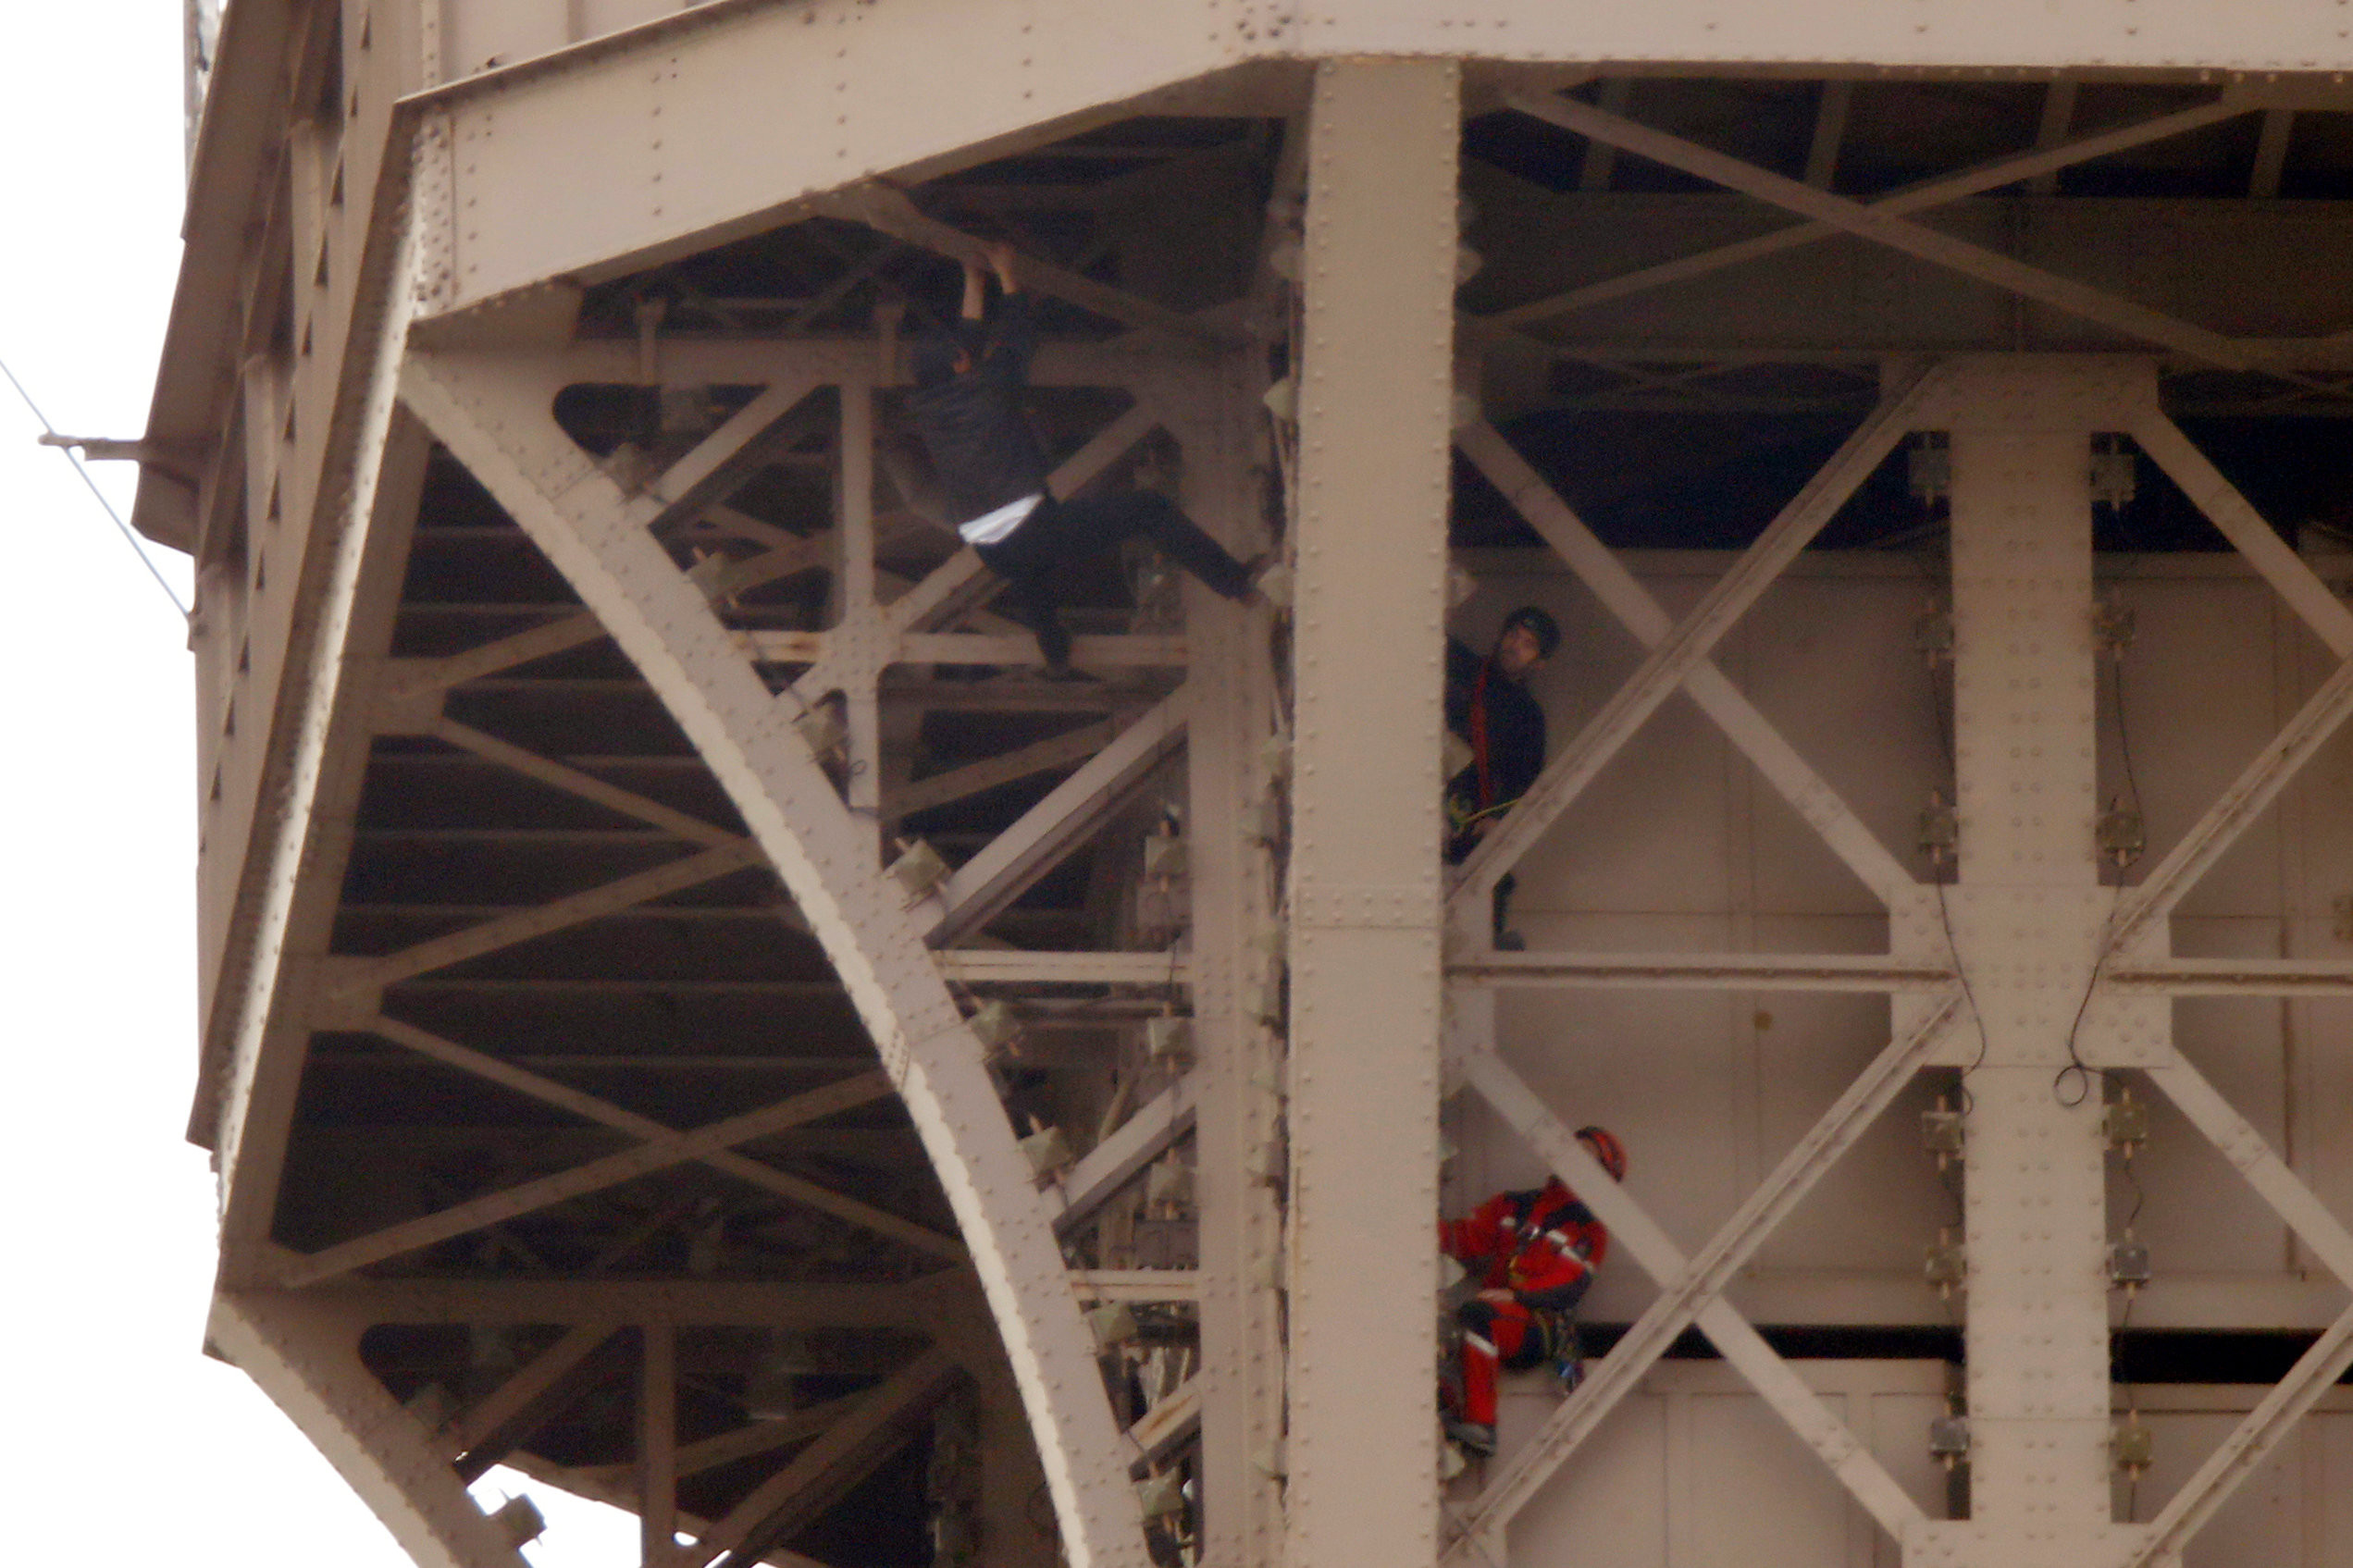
[1440,1179,1609,1311]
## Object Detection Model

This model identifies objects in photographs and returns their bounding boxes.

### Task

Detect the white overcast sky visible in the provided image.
[0,6,634,1562]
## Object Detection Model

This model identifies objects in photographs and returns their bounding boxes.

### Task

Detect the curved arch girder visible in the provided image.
[208,1290,534,1568]
[397,347,1150,1568]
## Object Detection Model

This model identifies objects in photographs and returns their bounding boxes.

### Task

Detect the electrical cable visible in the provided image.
[0,353,190,619]
[2059,506,2151,1104]
[2052,885,2124,1108]
[1935,877,1989,1115]
[2109,653,2145,835]
[1910,523,1989,1112]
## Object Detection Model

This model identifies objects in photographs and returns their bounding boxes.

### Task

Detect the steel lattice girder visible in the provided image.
[397,347,1151,1568]
[1443,355,2353,1568]
[402,1,2353,324]
[161,6,2353,1561]
[1448,364,1948,936]
[1446,1000,1960,1558]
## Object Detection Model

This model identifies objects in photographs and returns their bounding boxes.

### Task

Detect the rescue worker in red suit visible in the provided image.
[1440,1125,1628,1457]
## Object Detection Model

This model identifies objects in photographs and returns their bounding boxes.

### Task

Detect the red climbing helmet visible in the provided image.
[1575,1125,1629,1182]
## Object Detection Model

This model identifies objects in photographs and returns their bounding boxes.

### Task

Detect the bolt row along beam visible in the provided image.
[1168,375,1286,1564]
[1283,57,1460,1568]
[1941,368,2115,1562]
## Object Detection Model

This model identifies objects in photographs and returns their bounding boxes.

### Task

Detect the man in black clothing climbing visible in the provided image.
[1445,605,1560,949]
[903,241,1260,671]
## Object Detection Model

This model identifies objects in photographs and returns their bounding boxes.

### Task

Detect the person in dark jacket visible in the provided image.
[1445,605,1560,947]
[903,241,1259,670]
[1440,1126,1627,1458]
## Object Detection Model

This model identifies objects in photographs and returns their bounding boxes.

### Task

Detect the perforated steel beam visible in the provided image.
[1284,57,1458,1568]
[399,349,1149,1568]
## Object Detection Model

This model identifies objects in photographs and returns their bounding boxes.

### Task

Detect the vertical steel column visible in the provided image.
[1173,370,1284,1566]
[1285,57,1459,1568]
[837,381,883,819]
[641,1326,678,1564]
[1945,369,2112,1562]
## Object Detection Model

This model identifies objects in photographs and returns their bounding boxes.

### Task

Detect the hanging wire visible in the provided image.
[2058,481,2158,1105]
[0,353,191,618]
[1905,511,1990,1111]
[2053,879,2128,1108]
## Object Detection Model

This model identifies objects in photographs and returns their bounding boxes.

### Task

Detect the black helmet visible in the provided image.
[1499,605,1562,661]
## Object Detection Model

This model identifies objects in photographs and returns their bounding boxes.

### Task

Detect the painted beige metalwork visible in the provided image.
[1284,56,1459,1568]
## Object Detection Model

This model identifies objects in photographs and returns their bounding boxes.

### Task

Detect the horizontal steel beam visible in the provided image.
[293,1278,954,1327]
[2107,958,2353,995]
[746,631,1190,671]
[815,182,1237,347]
[409,0,2353,327]
[935,951,1194,987]
[1070,1270,1199,1303]
[416,3,1241,316]
[1449,951,1951,992]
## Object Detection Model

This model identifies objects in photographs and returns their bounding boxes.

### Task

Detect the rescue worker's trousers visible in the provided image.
[1456,1292,1549,1427]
